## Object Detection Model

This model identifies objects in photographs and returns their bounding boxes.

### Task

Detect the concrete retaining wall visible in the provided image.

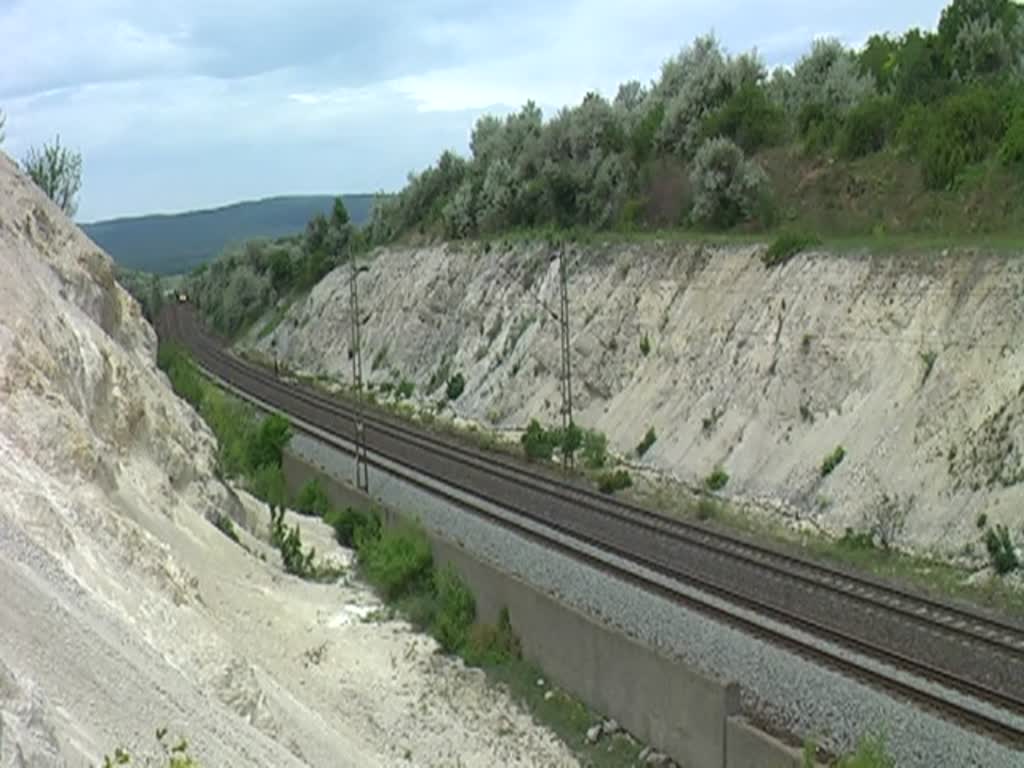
[282,449,807,768]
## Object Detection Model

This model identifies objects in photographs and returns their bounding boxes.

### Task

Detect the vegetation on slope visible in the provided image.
[85,194,375,275]
[360,0,1024,244]
[182,197,362,337]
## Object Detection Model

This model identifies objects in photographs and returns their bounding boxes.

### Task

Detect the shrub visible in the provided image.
[157,343,205,407]
[294,479,330,517]
[639,333,652,357]
[581,429,609,470]
[821,446,847,477]
[270,506,316,578]
[250,463,288,507]
[325,505,381,549]
[521,419,556,461]
[247,413,292,470]
[689,137,769,228]
[360,523,434,600]
[985,524,1019,575]
[701,81,787,153]
[396,378,415,400]
[432,565,476,653]
[446,372,466,401]
[976,512,988,530]
[705,467,730,491]
[763,231,821,268]
[999,107,1024,166]
[833,734,896,768]
[636,427,657,458]
[836,97,893,159]
[918,85,1009,189]
[464,607,522,667]
[598,469,633,494]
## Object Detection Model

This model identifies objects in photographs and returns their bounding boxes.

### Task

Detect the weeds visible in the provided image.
[985,525,1019,575]
[763,231,821,268]
[639,333,652,357]
[976,513,988,530]
[920,350,938,384]
[581,429,609,470]
[359,523,434,600]
[821,446,847,477]
[598,470,633,494]
[294,479,330,517]
[213,512,239,543]
[704,467,729,492]
[433,565,477,653]
[396,378,415,400]
[324,505,381,549]
[695,497,721,520]
[636,427,657,458]
[865,493,910,550]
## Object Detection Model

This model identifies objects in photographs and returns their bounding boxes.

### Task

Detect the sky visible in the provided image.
[0,1,948,222]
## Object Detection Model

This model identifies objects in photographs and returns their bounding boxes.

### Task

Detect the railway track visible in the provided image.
[165,305,1024,746]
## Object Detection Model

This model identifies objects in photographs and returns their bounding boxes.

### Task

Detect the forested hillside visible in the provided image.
[364,0,1024,244]
[84,194,374,274]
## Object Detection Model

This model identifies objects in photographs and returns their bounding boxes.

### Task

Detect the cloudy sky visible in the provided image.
[1,1,946,222]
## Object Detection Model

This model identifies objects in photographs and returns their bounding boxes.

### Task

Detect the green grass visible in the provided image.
[763,231,821,268]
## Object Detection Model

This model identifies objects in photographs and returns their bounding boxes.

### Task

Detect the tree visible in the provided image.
[148,274,163,323]
[689,137,768,228]
[22,135,83,217]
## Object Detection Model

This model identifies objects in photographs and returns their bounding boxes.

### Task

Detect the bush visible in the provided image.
[396,378,415,400]
[521,419,556,461]
[247,413,292,471]
[918,85,1009,189]
[157,342,205,407]
[821,446,847,477]
[213,513,239,543]
[464,607,522,667]
[696,497,721,520]
[833,734,896,768]
[294,479,330,517]
[636,427,657,458]
[985,524,1019,575]
[705,467,729,491]
[689,137,769,228]
[360,523,433,600]
[250,463,288,507]
[701,82,787,154]
[581,429,609,470]
[598,469,633,494]
[836,97,894,159]
[1000,107,1024,166]
[446,372,466,401]
[763,231,821,268]
[432,566,476,653]
[270,506,316,578]
[976,512,989,530]
[325,505,381,549]
[866,493,910,549]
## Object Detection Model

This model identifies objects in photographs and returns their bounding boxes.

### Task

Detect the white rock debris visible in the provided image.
[0,153,578,768]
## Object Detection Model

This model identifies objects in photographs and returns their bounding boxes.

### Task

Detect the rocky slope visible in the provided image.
[0,153,577,768]
[245,239,1024,557]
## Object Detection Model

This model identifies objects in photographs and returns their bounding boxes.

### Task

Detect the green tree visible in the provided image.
[22,135,83,217]
[147,274,164,323]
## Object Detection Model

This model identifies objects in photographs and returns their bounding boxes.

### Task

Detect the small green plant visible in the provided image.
[763,231,821,268]
[581,429,609,470]
[371,343,389,372]
[799,403,814,423]
[976,513,988,530]
[270,505,316,577]
[433,565,477,653]
[446,372,466,401]
[464,607,522,667]
[294,479,330,517]
[101,730,200,768]
[396,378,415,400]
[920,350,937,384]
[246,413,292,471]
[821,446,846,477]
[834,734,896,768]
[360,523,434,600]
[598,469,633,494]
[985,525,1019,575]
[801,334,813,354]
[522,419,556,461]
[324,505,381,549]
[636,427,657,458]
[639,333,652,357]
[704,467,729,492]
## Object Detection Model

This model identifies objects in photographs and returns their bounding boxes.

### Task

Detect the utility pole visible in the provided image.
[557,245,575,472]
[349,249,370,493]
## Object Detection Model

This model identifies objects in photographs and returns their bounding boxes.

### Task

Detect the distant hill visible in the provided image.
[83,194,375,275]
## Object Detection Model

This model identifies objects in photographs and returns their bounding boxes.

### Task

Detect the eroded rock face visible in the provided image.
[0,154,579,768]
[248,240,1024,555]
